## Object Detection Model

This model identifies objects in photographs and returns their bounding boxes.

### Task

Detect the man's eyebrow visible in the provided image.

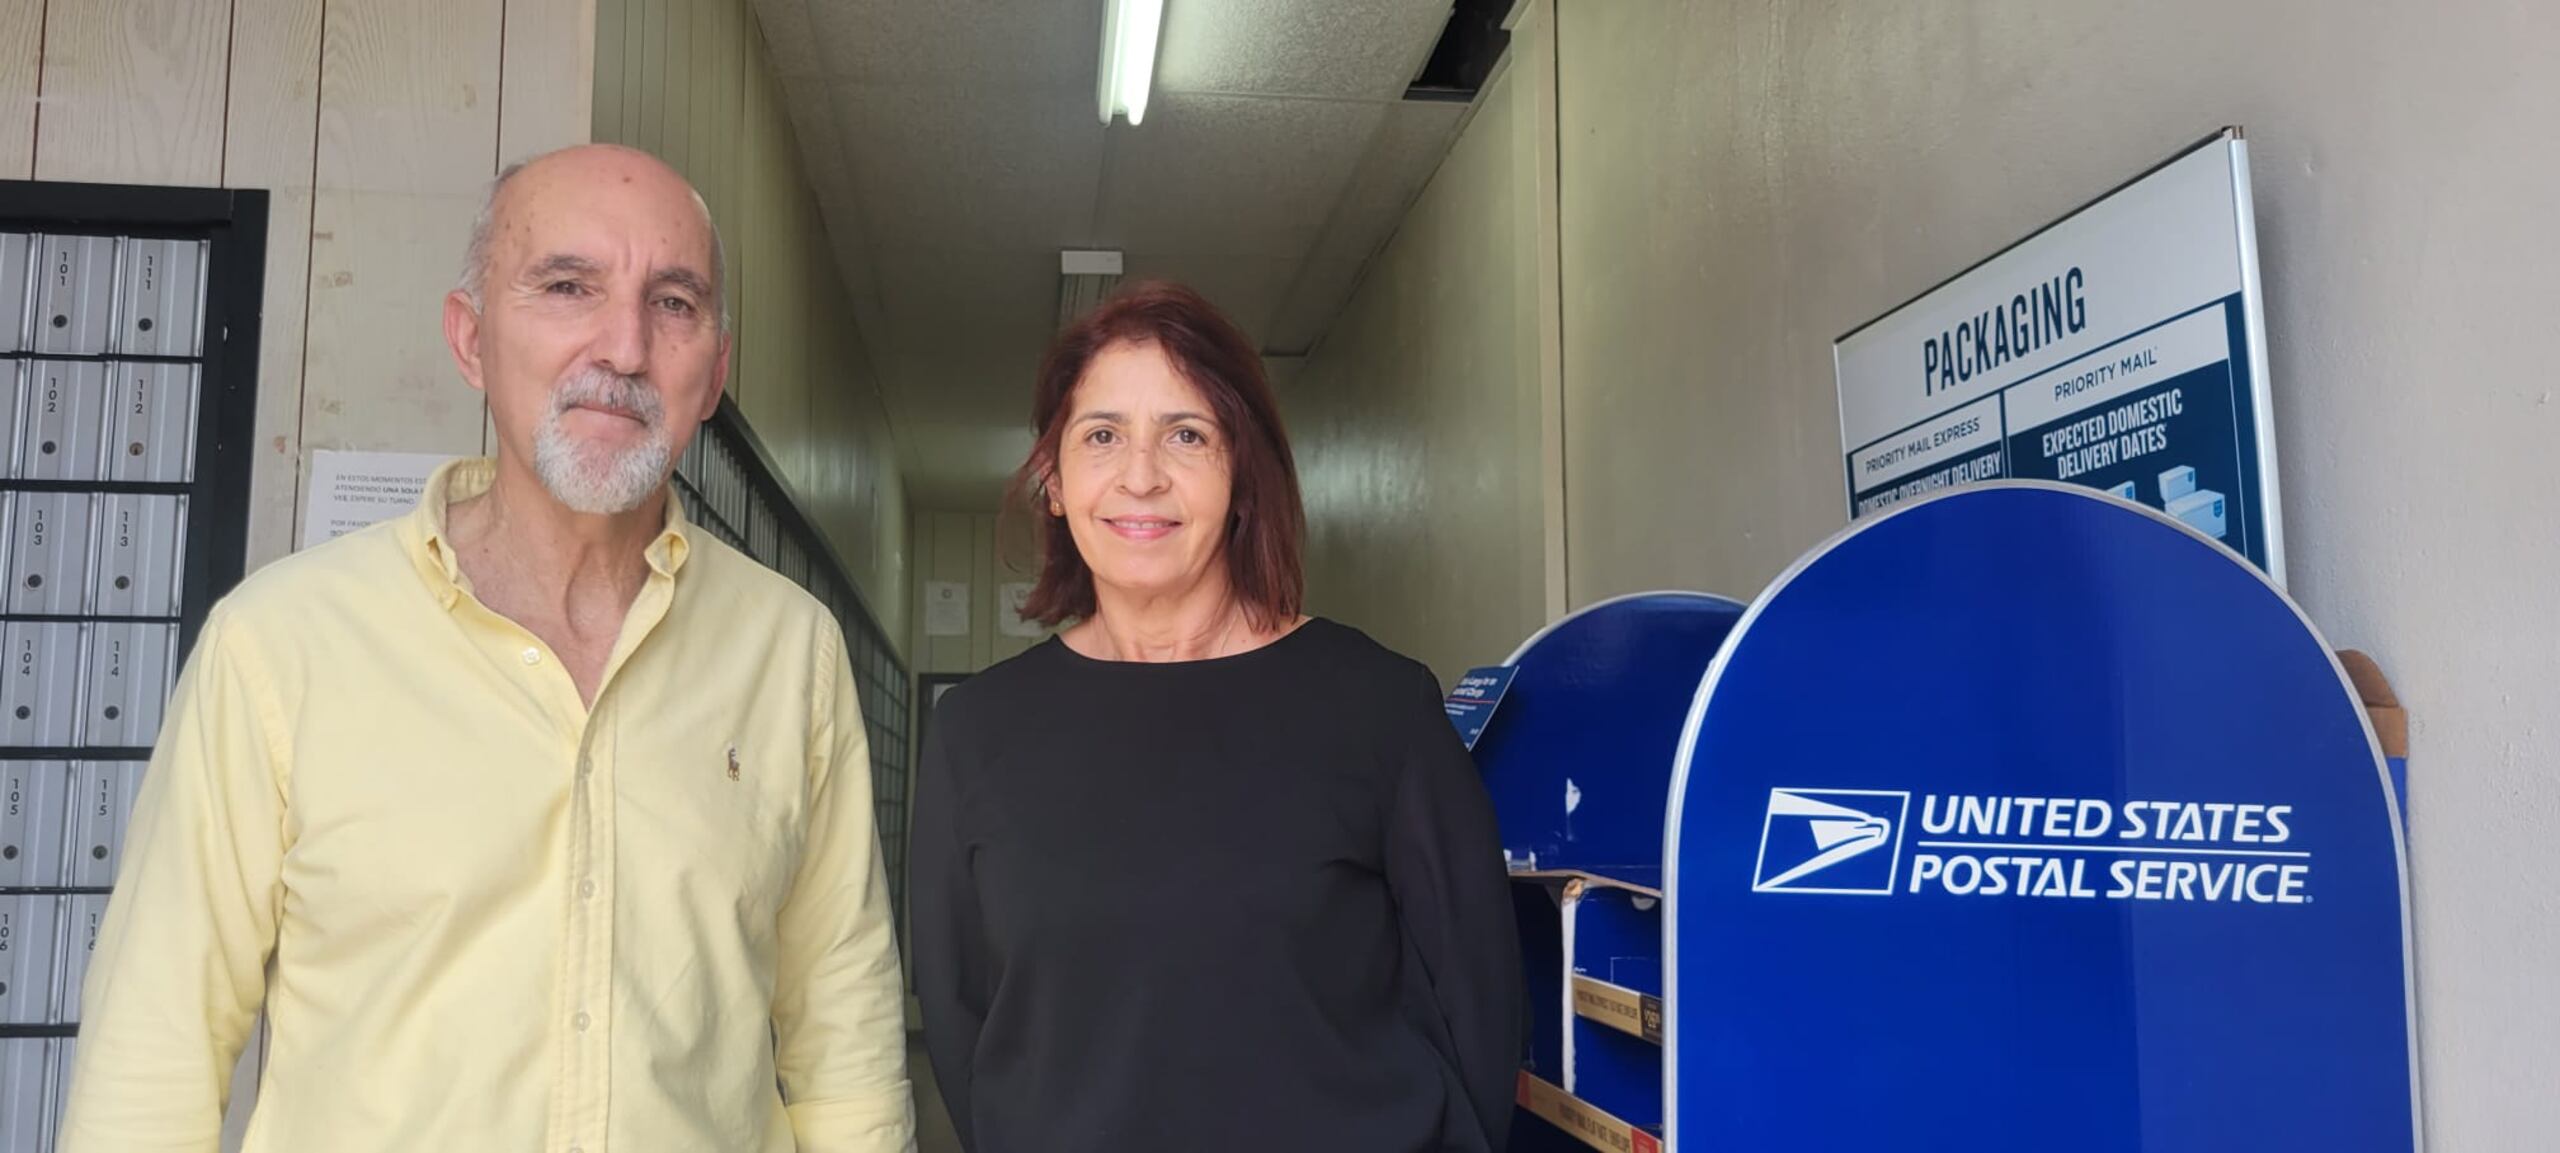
[523,252,604,281]
[650,266,714,298]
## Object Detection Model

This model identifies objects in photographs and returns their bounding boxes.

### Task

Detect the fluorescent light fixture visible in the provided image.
[1097,0,1166,125]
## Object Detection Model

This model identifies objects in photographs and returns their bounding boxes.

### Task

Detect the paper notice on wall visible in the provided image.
[300,450,458,550]
[997,582,1043,637]
[925,581,971,637]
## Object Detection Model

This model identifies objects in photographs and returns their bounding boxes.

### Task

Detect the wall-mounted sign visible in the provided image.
[300,449,458,550]
[1834,129,2283,579]
[923,580,970,637]
[996,581,1044,638]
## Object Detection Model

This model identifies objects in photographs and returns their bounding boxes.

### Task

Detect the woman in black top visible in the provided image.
[911,282,1522,1153]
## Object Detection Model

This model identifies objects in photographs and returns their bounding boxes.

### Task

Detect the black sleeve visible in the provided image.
[911,720,987,1151]
[1382,665,1525,1150]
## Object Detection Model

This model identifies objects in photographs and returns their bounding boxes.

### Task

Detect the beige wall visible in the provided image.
[1293,0,2560,1142]
[595,0,910,648]
[908,509,1047,675]
[1283,1,1565,683]
[0,0,592,572]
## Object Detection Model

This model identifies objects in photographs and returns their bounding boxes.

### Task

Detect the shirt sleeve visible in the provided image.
[909,715,987,1151]
[772,623,918,1152]
[1383,664,1525,1150]
[56,611,287,1153]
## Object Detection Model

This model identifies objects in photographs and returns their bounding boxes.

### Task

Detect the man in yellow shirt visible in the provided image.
[56,144,916,1152]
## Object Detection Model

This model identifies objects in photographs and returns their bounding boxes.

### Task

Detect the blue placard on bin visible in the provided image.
[1445,666,1518,751]
[1664,483,2416,1153]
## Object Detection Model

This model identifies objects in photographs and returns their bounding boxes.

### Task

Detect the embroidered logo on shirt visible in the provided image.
[727,745,741,781]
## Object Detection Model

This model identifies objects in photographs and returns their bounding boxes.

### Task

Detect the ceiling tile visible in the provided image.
[834,80,1108,253]
[750,0,824,79]
[897,421,1040,511]
[810,0,1104,91]
[885,345,1052,423]
[864,247,1060,433]
[825,227,892,344]
[775,72,857,221]
[1265,98,1469,352]
[1119,252,1301,345]
[1157,0,1453,101]
[868,247,1058,348]
[1094,93,1385,257]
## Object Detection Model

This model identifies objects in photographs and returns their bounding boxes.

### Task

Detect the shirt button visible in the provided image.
[521,647,541,666]
[578,879,597,899]
[573,1012,591,1032]
[577,757,592,779]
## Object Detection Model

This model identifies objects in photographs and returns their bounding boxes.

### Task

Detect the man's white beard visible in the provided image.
[533,368,675,515]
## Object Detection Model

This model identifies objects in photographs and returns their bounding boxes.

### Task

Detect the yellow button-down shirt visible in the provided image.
[57,459,915,1152]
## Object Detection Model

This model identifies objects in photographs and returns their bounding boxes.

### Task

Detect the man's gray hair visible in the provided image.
[456,151,730,332]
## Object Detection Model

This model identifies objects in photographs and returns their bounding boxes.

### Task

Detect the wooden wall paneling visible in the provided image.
[778,180,819,490]
[624,0,655,151]
[988,511,1041,664]
[225,0,327,567]
[0,0,40,178]
[620,0,647,144]
[913,511,969,673]
[33,0,230,185]
[968,512,999,667]
[948,511,984,671]
[498,0,594,165]
[302,0,505,466]
[731,38,773,410]
[592,0,626,142]
[655,0,691,175]
[688,0,737,234]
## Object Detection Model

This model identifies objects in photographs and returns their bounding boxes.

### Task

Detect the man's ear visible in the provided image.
[704,329,733,420]
[445,290,488,394]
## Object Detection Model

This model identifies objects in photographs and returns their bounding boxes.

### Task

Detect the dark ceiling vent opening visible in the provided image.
[1404,0,1513,103]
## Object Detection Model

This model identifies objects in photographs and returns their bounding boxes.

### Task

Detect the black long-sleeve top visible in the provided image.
[912,619,1523,1152]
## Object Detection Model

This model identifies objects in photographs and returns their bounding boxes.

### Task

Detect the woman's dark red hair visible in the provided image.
[1006,280,1305,630]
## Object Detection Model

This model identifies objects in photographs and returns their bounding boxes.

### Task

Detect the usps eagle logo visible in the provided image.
[1751,788,1910,895]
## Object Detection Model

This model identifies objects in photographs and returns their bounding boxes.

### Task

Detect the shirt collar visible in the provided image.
[400,458,694,608]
